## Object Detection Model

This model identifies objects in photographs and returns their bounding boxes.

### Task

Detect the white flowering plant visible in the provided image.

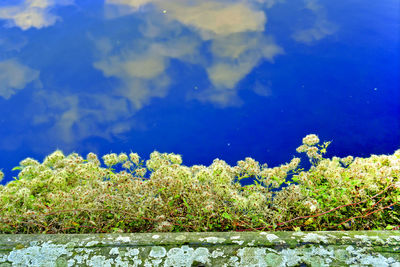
[0,134,398,234]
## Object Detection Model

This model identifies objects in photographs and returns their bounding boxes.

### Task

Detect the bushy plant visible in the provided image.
[0,134,398,234]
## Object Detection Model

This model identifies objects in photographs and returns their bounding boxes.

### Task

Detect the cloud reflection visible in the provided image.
[0,59,40,99]
[101,0,284,106]
[292,0,337,44]
[0,0,73,30]
[0,0,338,150]
[33,90,131,143]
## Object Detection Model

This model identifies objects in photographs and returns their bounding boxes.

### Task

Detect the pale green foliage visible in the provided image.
[43,150,65,168]
[129,152,140,165]
[102,153,119,167]
[118,153,128,163]
[146,151,183,172]
[19,158,40,167]
[256,157,301,189]
[302,134,320,146]
[291,137,400,230]
[296,134,331,166]
[0,134,398,234]
[86,152,101,167]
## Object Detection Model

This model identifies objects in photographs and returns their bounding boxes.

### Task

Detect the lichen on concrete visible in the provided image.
[3,242,72,266]
[301,233,329,244]
[0,231,399,266]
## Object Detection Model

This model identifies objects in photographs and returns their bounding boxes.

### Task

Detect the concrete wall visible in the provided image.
[0,231,399,266]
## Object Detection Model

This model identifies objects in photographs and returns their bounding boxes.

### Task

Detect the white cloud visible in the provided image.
[292,21,337,43]
[106,0,153,9]
[250,0,285,9]
[188,86,243,108]
[30,89,133,147]
[207,63,251,89]
[195,33,283,105]
[102,0,284,106]
[253,81,272,97]
[107,0,266,39]
[0,34,28,51]
[292,0,337,44]
[210,33,283,69]
[161,1,266,39]
[104,0,154,19]
[0,59,40,99]
[94,53,167,80]
[93,34,201,109]
[0,0,73,30]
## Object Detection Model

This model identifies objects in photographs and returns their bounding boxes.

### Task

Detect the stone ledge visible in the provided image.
[0,231,399,266]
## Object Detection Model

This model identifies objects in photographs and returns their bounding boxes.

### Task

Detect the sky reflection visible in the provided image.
[0,0,398,184]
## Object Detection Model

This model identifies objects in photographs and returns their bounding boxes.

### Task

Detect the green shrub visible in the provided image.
[0,134,398,234]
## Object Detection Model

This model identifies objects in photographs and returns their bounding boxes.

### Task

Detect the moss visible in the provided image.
[14,244,25,250]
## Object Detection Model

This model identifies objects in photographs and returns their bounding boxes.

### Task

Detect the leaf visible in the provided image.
[304,218,314,225]
[182,198,191,211]
[386,225,394,230]
[12,166,22,171]
[222,212,232,221]
[157,187,166,193]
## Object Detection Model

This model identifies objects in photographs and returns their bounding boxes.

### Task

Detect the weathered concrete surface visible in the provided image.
[0,231,399,266]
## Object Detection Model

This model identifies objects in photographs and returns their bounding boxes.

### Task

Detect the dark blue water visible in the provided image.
[0,0,399,187]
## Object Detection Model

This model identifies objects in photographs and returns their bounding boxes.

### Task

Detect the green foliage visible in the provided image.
[0,134,399,233]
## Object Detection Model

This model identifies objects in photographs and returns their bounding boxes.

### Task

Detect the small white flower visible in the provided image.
[86,152,100,166]
[394,181,400,189]
[155,221,174,232]
[135,168,147,177]
[43,150,65,167]
[19,158,40,167]
[302,134,320,146]
[122,161,133,169]
[16,187,31,199]
[195,169,211,183]
[118,153,128,163]
[340,156,354,166]
[129,152,140,165]
[102,153,119,167]
[304,200,318,212]
[296,144,308,153]
[289,158,301,169]
[308,204,317,212]
[86,152,98,161]
[168,153,182,165]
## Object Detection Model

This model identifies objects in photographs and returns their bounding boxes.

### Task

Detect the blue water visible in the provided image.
[0,0,399,187]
